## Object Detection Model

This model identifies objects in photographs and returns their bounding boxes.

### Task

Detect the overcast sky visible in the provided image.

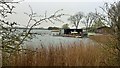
[23,0,116,2]
[7,0,119,28]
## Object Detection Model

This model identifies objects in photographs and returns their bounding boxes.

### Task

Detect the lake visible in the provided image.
[23,29,93,48]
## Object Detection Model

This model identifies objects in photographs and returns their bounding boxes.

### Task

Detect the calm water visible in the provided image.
[24,29,92,48]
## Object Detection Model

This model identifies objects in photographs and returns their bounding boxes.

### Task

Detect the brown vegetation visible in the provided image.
[90,35,119,66]
[89,35,116,44]
[3,42,106,66]
[2,35,119,66]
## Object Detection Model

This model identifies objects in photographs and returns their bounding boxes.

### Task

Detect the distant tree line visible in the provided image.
[48,23,70,30]
[48,27,60,30]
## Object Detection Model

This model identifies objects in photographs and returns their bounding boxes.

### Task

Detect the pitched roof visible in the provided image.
[96,26,111,29]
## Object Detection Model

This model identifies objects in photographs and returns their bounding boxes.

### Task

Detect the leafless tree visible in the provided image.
[81,12,98,32]
[100,1,120,65]
[68,12,84,29]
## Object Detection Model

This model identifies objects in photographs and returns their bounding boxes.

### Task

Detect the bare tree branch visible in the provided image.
[68,12,84,29]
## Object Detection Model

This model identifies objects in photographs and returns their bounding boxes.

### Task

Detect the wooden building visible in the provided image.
[64,29,83,34]
[95,26,113,34]
[60,29,83,37]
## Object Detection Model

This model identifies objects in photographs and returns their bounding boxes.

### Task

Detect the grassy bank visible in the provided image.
[3,42,107,66]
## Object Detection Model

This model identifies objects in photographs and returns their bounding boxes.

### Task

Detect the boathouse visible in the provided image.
[60,29,83,35]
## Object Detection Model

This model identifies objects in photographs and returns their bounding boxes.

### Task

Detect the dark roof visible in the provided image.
[97,26,111,29]
[64,29,83,34]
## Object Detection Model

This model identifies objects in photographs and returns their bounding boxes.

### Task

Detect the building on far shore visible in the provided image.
[95,26,113,34]
[60,29,83,37]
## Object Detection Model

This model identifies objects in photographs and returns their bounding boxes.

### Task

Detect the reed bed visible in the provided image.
[4,42,107,66]
[90,35,119,66]
[89,35,117,44]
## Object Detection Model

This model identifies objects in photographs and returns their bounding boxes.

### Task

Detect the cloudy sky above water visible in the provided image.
[7,0,119,28]
[23,0,116,2]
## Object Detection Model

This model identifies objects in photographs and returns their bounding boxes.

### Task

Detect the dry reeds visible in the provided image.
[90,35,119,66]
[4,42,106,66]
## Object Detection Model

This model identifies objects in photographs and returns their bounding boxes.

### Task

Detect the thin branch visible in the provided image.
[0,0,24,3]
[18,11,64,45]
